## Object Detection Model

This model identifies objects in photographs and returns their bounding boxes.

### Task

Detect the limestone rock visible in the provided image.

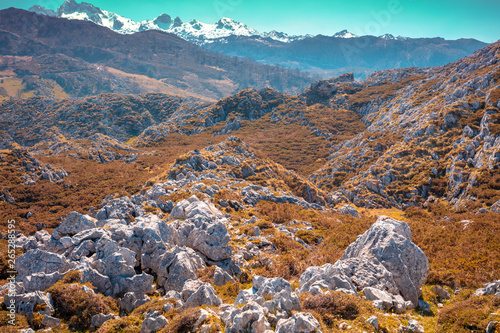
[399,319,425,333]
[16,249,72,281]
[23,271,64,292]
[473,280,500,296]
[366,316,379,331]
[118,292,151,314]
[275,312,322,333]
[223,302,271,333]
[42,315,61,329]
[432,285,451,300]
[52,212,97,240]
[213,266,235,286]
[235,276,300,315]
[4,291,54,318]
[140,315,168,333]
[90,313,116,329]
[182,283,222,309]
[342,216,429,307]
[339,204,360,218]
[156,246,205,292]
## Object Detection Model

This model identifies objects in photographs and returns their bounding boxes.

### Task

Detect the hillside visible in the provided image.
[308,40,500,212]
[204,35,487,79]
[0,29,499,333]
[0,8,314,100]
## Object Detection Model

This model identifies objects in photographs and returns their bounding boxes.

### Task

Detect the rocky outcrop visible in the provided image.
[343,216,429,306]
[298,216,428,309]
[275,312,322,333]
[473,280,500,296]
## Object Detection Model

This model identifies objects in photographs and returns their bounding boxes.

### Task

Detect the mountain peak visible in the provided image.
[333,30,358,38]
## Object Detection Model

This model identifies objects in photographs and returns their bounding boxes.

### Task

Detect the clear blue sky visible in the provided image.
[1,0,499,42]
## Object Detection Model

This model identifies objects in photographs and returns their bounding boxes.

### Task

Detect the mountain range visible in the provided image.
[28,0,489,79]
[0,8,314,101]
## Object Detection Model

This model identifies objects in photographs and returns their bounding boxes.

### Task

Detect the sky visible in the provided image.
[1,0,499,42]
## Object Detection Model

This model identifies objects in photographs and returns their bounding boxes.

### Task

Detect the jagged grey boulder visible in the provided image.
[432,285,451,299]
[118,292,151,314]
[399,319,425,333]
[213,266,235,286]
[235,276,300,315]
[339,204,360,218]
[275,312,322,333]
[169,195,223,220]
[52,212,97,240]
[16,249,73,281]
[182,283,222,309]
[96,196,143,221]
[91,313,116,329]
[41,315,60,328]
[140,315,168,333]
[23,271,64,292]
[167,196,232,261]
[222,302,271,333]
[3,291,54,318]
[156,246,205,292]
[342,216,429,307]
[473,280,500,296]
[298,255,399,296]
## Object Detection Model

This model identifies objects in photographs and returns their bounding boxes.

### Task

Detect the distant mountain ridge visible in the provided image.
[0,8,314,100]
[28,0,488,79]
[29,0,401,44]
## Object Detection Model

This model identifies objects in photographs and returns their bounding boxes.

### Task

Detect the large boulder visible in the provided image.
[167,196,232,261]
[235,276,300,315]
[275,312,322,333]
[297,256,398,296]
[222,302,272,333]
[16,249,73,281]
[342,216,429,306]
[182,283,222,309]
[156,246,205,292]
[51,212,97,240]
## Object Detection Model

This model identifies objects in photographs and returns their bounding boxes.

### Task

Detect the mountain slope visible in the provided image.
[309,40,500,211]
[0,8,314,100]
[204,35,488,79]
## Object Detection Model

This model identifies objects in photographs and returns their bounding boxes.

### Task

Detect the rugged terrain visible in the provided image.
[0,21,499,333]
[0,8,313,101]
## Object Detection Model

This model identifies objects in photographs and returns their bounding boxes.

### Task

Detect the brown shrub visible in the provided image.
[47,281,116,330]
[301,292,360,327]
[160,308,200,333]
[97,316,142,333]
[436,295,500,333]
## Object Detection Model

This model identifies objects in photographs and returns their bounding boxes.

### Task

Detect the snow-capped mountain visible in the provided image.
[29,0,380,45]
[332,30,358,38]
[379,33,408,41]
[29,0,308,44]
